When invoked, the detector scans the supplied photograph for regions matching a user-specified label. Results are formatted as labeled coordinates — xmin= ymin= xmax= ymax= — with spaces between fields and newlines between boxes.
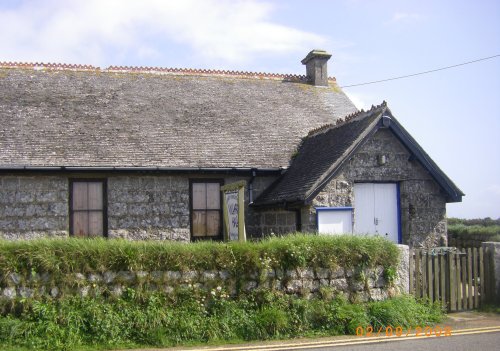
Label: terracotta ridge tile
xmin=0 ymin=61 xmax=337 ymax=82
xmin=0 ymin=61 xmax=99 ymax=71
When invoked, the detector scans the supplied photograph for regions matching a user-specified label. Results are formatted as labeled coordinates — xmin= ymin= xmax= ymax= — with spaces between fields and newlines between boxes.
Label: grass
xmin=0 ymin=292 xmax=444 ymax=351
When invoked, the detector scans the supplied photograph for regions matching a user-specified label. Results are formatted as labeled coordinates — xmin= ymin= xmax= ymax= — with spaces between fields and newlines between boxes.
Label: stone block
xmin=369 ymin=288 xmax=388 ymax=301
xmin=395 ymin=245 xmax=409 ymax=294
xmin=181 ymin=271 xmax=196 ymax=281
xmin=110 ymin=285 xmax=123 ymax=296
xmin=36 ymin=191 xmax=58 ymax=203
xmin=298 ymin=268 xmax=315 ymax=279
xmin=88 ymin=274 xmax=102 ymax=283
xmin=315 ymin=268 xmax=330 ymax=279
xmin=286 ymin=270 xmax=299 ymax=279
xmin=136 ymin=271 xmax=148 ymax=280
xmin=302 ymin=279 xmax=314 ymax=290
xmin=287 ymin=279 xmax=303 ymax=292
xmin=3 ymin=287 xmax=16 ymax=299
xmin=6 ymin=206 xmax=26 ymax=217
xmin=16 ymin=192 xmax=35 ymax=203
xmin=9 ymin=272 xmax=22 ymax=285
xmin=202 ymin=270 xmax=217 ymax=281
xmin=330 ymin=278 xmax=348 ymax=291
xmin=18 ymin=287 xmax=34 ymax=298
xmin=245 ymin=281 xmax=257 ymax=291
xmin=102 ymin=271 xmax=116 ymax=284
xmin=219 ymin=270 xmax=230 ymax=280
xmin=74 ymin=273 xmax=85 ymax=281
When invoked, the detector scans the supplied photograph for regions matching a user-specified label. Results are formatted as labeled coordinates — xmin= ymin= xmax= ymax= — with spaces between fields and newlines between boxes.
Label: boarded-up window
xmin=191 ymin=181 xmax=222 ymax=239
xmin=70 ymin=180 xmax=106 ymax=237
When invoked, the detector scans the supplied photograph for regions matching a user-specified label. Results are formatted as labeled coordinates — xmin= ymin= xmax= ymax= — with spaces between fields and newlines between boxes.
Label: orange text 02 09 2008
xmin=356 ymin=325 xmax=452 ymax=337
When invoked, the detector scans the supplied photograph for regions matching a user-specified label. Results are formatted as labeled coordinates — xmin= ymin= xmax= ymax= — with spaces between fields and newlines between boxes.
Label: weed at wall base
xmin=0 ymin=292 xmax=444 ymax=351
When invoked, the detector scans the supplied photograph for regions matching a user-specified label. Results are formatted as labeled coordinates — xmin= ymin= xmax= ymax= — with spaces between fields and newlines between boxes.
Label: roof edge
xmin=0 ymin=166 xmax=284 ymax=175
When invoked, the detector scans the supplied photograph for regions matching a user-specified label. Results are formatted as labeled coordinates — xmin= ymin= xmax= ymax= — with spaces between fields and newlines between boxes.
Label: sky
xmin=0 ymin=0 xmax=499 ymax=219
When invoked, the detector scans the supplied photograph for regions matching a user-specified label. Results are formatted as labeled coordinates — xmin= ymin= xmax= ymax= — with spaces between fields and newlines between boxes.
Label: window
xmin=316 ymin=207 xmax=353 ymax=235
xmin=70 ymin=180 xmax=107 ymax=237
xmin=190 ymin=180 xmax=222 ymax=240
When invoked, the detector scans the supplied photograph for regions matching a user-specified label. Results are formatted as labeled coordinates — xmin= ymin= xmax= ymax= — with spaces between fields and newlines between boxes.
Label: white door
xmin=353 ymin=183 xmax=399 ymax=243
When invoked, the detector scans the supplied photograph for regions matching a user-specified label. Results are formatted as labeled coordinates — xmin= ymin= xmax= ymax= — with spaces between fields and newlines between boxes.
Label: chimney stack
xmin=301 ymin=49 xmax=332 ymax=86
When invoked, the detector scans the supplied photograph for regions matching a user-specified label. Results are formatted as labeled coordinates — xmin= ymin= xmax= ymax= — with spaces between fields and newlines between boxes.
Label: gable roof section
xmin=254 ymin=102 xmax=464 ymax=206
xmin=0 ymin=63 xmax=357 ymax=170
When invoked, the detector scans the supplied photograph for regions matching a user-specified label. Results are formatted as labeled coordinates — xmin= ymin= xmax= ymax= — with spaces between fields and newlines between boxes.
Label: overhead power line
xmin=341 ymin=54 xmax=500 ymax=88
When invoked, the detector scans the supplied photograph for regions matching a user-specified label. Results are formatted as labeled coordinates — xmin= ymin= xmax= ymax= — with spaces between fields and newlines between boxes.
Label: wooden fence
xmin=409 ymin=247 xmax=494 ymax=311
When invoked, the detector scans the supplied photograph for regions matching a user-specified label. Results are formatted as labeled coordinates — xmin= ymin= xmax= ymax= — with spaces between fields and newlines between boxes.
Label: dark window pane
xmin=73 ymin=211 xmax=88 ymax=237
xmin=192 ymin=183 xmax=206 ymax=210
xmin=87 ymin=183 xmax=103 ymax=210
xmin=206 ymin=211 xmax=220 ymax=236
xmin=88 ymin=211 xmax=103 ymax=236
xmin=72 ymin=183 xmax=88 ymax=210
xmin=192 ymin=211 xmax=207 ymax=237
xmin=206 ymin=183 xmax=220 ymax=210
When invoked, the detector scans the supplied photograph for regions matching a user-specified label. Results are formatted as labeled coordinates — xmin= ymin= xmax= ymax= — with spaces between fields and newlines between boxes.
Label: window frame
xmin=189 ymin=179 xmax=224 ymax=241
xmin=69 ymin=178 xmax=108 ymax=237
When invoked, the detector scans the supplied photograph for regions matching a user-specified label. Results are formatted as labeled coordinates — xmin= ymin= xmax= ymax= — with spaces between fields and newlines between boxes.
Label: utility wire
xmin=341 ymin=54 xmax=500 ymax=88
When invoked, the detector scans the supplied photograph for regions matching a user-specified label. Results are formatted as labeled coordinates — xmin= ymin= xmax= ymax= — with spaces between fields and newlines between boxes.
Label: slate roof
xmin=0 ymin=63 xmax=357 ymax=169
xmin=254 ymin=102 xmax=464 ymax=205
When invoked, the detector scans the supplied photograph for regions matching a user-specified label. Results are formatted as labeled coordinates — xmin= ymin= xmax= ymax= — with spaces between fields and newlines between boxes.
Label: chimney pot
xmin=301 ymin=49 xmax=332 ymax=86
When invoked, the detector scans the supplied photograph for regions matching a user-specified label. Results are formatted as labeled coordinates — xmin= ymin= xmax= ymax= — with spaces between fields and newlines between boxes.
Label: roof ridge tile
xmin=306 ymin=101 xmax=387 ymax=138
xmin=0 ymin=61 xmax=99 ymax=71
xmin=0 ymin=61 xmax=338 ymax=82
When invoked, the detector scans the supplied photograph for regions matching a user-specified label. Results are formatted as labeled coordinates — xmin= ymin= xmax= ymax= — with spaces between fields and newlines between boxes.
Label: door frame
xmin=353 ymin=181 xmax=402 ymax=244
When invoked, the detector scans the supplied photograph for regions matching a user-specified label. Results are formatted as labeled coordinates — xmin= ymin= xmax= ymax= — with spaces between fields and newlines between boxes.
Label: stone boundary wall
xmin=482 ymin=242 xmax=500 ymax=302
xmin=1 ymin=246 xmax=410 ymax=302
xmin=0 ymin=266 xmax=389 ymax=302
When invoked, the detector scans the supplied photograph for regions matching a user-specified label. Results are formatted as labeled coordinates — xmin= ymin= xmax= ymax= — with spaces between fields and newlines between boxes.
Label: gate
xmin=409 ymin=247 xmax=495 ymax=311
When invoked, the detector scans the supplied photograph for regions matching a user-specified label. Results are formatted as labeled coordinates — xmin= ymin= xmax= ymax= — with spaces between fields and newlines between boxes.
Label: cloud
xmin=0 ymin=0 xmax=326 ymax=66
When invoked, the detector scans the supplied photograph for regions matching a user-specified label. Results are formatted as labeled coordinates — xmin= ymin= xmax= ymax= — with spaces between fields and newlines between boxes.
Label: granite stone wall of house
xmin=0 ymin=176 xmax=68 ymax=239
xmin=107 ymin=176 xmax=191 ymax=241
xmin=0 ymin=174 xmax=282 ymax=241
xmin=304 ymin=129 xmax=448 ymax=248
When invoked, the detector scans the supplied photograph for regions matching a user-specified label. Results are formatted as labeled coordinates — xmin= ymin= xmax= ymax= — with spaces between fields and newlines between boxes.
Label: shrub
xmin=0 ymin=293 xmax=444 ymax=351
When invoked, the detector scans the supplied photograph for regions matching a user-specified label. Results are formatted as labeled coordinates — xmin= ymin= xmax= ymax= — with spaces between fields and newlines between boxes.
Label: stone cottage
xmin=0 ymin=50 xmax=463 ymax=247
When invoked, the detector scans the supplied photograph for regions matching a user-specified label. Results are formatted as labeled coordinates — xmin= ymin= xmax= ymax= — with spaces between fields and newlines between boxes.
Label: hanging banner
xmin=221 ymin=181 xmax=246 ymax=242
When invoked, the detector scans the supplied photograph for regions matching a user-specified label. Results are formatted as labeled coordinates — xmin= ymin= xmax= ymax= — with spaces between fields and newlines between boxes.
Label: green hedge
xmin=448 ymin=224 xmax=500 ymax=242
xmin=0 ymin=234 xmax=400 ymax=279
xmin=0 ymin=292 xmax=444 ymax=351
